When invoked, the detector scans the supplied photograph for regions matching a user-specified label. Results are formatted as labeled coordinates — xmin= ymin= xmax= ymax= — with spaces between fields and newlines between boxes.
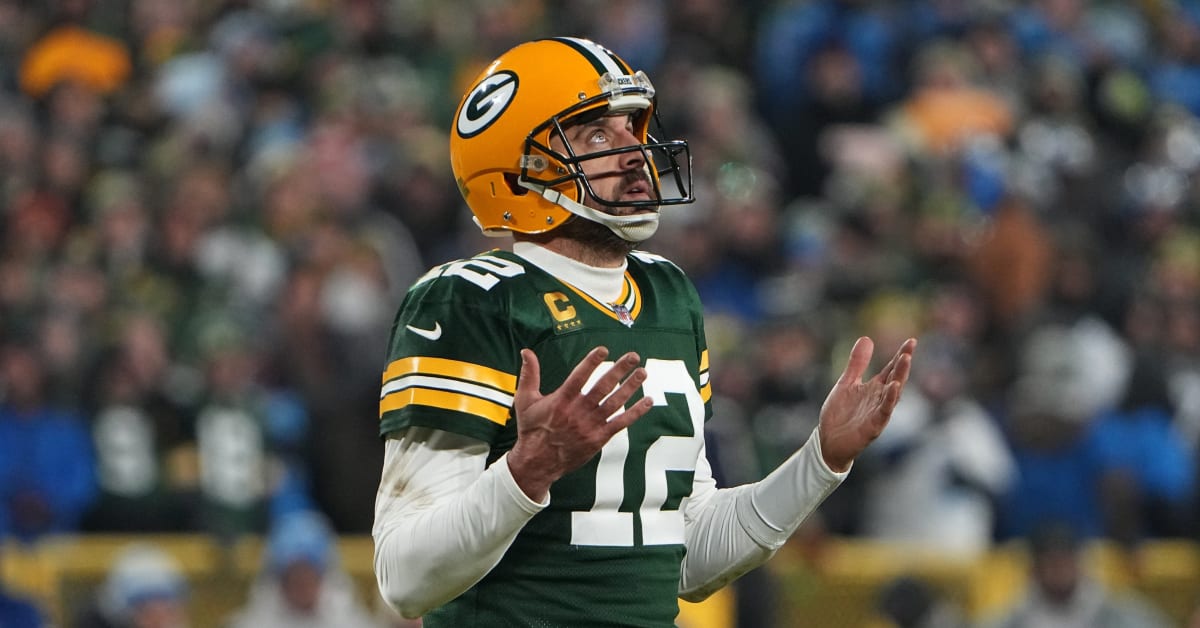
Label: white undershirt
xmin=511 ymin=240 xmax=626 ymax=302
xmin=372 ymin=243 xmax=849 ymax=618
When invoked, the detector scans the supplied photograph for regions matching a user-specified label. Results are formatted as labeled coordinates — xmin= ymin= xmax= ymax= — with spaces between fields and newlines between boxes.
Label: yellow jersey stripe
xmin=617 ymin=275 xmax=631 ymax=303
xmin=700 ymin=350 xmax=709 ymax=372
xmin=561 ymin=280 xmax=623 ymax=322
xmin=700 ymin=383 xmax=712 ymax=403
xmin=626 ymin=274 xmax=643 ymax=318
xmin=379 ymin=387 xmax=511 ymax=424
xmin=560 ymin=272 xmax=644 ymax=323
xmin=382 ymin=356 xmax=516 ymax=392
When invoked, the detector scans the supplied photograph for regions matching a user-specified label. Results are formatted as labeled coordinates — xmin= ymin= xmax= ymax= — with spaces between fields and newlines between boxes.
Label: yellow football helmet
xmin=449 ymin=37 xmax=693 ymax=241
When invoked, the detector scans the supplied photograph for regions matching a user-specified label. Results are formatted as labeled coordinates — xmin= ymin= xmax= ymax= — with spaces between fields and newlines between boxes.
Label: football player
xmin=372 ymin=37 xmax=916 ymax=627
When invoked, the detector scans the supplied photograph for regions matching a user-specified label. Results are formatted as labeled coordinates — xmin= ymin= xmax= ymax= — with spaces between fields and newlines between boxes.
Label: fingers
xmin=567 ymin=348 xmax=647 ymax=432
xmin=837 ymin=336 xmax=875 ymax=387
xmin=559 ymin=346 xmax=610 ymax=396
xmin=547 ymin=347 xmax=648 ymax=415
xmin=604 ymin=396 xmax=654 ymax=436
xmin=889 ymin=346 xmax=914 ymax=390
xmin=515 ymin=348 xmax=542 ymax=402
xmin=875 ymin=379 xmax=905 ymax=424
xmin=583 ymin=351 xmax=642 ymax=405
xmin=878 ymin=337 xmax=918 ymax=383
xmin=873 ymin=351 xmax=914 ymax=428
xmin=597 ymin=363 xmax=648 ymax=417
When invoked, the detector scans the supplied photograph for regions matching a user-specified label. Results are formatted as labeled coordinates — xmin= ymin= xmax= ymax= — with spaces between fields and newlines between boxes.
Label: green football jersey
xmin=379 ymin=249 xmax=713 ymax=627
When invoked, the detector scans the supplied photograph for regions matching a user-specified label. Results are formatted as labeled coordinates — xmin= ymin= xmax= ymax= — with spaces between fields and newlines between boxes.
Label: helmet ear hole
xmin=503 ymin=173 xmax=529 ymax=196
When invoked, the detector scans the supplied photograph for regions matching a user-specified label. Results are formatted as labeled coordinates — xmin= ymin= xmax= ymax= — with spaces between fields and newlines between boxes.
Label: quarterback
xmin=372 ymin=37 xmax=916 ymax=627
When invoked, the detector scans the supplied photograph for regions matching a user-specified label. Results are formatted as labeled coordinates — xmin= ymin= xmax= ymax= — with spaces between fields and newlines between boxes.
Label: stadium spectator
xmin=755 ymin=0 xmax=903 ymax=128
xmin=888 ymin=39 xmax=1015 ymax=156
xmin=0 ymin=341 xmax=97 ymax=542
xmin=1145 ymin=4 xmax=1200 ymax=117
xmin=190 ymin=319 xmax=316 ymax=539
xmin=226 ymin=510 xmax=380 ymax=628
xmin=73 ymin=543 xmax=189 ymax=628
xmin=1009 ymin=0 xmax=1150 ymax=71
xmin=875 ymin=574 xmax=967 ymax=628
xmin=979 ymin=520 xmax=1172 ymax=628
xmin=999 ymin=323 xmax=1125 ymax=540
xmin=79 ymin=312 xmax=198 ymax=533
xmin=860 ymin=334 xmax=1015 ymax=557
xmin=1091 ymin=355 xmax=1196 ymax=543
xmin=19 ymin=21 xmax=130 ymax=99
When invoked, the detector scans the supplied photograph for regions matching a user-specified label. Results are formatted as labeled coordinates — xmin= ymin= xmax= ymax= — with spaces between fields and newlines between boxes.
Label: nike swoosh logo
xmin=405 ymin=322 xmax=442 ymax=341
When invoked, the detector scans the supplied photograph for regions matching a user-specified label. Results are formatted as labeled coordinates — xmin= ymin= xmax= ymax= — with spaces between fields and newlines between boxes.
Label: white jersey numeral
xmin=442 ymin=255 xmax=525 ymax=290
xmin=412 ymin=255 xmax=527 ymax=292
xmin=570 ymin=359 xmax=705 ymax=547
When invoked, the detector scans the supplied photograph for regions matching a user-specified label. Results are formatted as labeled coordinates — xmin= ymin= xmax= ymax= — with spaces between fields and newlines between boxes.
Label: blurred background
xmin=1 ymin=0 xmax=1200 ymax=626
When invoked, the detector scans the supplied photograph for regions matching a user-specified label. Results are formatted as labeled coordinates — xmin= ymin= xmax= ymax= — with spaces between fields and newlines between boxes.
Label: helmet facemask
xmin=515 ymin=71 xmax=693 ymax=241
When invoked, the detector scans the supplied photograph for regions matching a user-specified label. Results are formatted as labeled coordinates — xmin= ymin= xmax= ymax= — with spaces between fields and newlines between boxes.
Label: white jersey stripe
xmin=381 ymin=375 xmax=515 ymax=407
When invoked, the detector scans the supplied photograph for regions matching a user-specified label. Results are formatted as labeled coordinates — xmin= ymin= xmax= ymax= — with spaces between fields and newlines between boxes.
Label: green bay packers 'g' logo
xmin=456 ymin=71 xmax=518 ymax=138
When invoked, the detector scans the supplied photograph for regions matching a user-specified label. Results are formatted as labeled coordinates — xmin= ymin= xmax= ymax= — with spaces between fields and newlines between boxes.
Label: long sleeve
xmin=372 ymin=427 xmax=547 ymax=618
xmin=679 ymin=427 xmax=847 ymax=601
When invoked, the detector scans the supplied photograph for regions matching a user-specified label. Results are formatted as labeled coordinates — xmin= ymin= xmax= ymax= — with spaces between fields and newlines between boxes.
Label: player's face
xmin=554 ymin=113 xmax=655 ymax=214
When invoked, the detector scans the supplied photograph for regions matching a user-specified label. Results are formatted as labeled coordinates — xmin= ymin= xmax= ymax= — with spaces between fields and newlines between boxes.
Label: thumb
xmin=516 ymin=348 xmax=541 ymax=403
xmin=837 ymin=337 xmax=875 ymax=387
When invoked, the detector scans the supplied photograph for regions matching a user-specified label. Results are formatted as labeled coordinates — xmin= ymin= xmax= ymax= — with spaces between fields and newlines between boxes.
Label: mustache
xmin=620 ymin=167 xmax=654 ymax=192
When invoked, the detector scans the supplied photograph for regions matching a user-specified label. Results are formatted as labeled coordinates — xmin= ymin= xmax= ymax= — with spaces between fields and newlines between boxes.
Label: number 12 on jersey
xmin=571 ymin=359 xmax=706 ymax=547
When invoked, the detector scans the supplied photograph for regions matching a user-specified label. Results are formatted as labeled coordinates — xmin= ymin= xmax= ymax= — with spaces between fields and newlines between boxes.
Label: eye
xmin=588 ymin=129 xmax=608 ymax=144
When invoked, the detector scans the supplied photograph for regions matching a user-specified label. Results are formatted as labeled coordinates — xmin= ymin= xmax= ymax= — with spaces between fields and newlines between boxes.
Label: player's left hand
xmin=818 ymin=337 xmax=916 ymax=472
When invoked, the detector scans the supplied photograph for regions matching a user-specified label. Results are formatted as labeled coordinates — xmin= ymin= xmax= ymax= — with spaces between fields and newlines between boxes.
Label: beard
xmin=556 ymin=169 xmax=657 ymax=254
xmin=552 ymin=213 xmax=638 ymax=258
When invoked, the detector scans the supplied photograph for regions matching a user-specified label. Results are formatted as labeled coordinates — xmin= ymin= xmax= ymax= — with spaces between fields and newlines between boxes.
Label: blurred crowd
xmin=1 ymin=0 xmax=1200 ymax=605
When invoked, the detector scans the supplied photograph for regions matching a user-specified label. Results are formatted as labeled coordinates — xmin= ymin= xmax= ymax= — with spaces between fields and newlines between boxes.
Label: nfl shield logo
xmin=613 ymin=304 xmax=634 ymax=327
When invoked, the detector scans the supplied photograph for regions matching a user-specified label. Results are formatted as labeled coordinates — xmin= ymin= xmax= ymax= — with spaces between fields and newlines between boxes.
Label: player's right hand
xmin=506 ymin=346 xmax=652 ymax=502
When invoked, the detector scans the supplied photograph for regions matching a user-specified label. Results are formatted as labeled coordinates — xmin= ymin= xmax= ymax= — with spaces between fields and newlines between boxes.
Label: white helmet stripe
xmin=557 ymin=37 xmax=626 ymax=77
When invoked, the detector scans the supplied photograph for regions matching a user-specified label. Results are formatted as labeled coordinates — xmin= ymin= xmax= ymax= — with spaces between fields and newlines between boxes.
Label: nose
xmin=617 ymin=130 xmax=646 ymax=170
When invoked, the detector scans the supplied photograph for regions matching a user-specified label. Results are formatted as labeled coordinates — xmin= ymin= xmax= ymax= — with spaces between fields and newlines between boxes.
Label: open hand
xmin=818 ymin=337 xmax=917 ymax=472
xmin=507 ymin=347 xmax=654 ymax=501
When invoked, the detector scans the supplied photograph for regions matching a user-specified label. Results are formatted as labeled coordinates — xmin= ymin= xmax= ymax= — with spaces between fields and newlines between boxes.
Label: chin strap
xmin=518 ymin=180 xmax=660 ymax=242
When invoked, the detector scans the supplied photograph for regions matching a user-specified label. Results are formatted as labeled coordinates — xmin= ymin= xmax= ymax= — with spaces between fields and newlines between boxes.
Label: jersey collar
xmin=512 ymin=241 xmax=642 ymax=326
xmin=512 ymin=241 xmax=626 ymax=302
